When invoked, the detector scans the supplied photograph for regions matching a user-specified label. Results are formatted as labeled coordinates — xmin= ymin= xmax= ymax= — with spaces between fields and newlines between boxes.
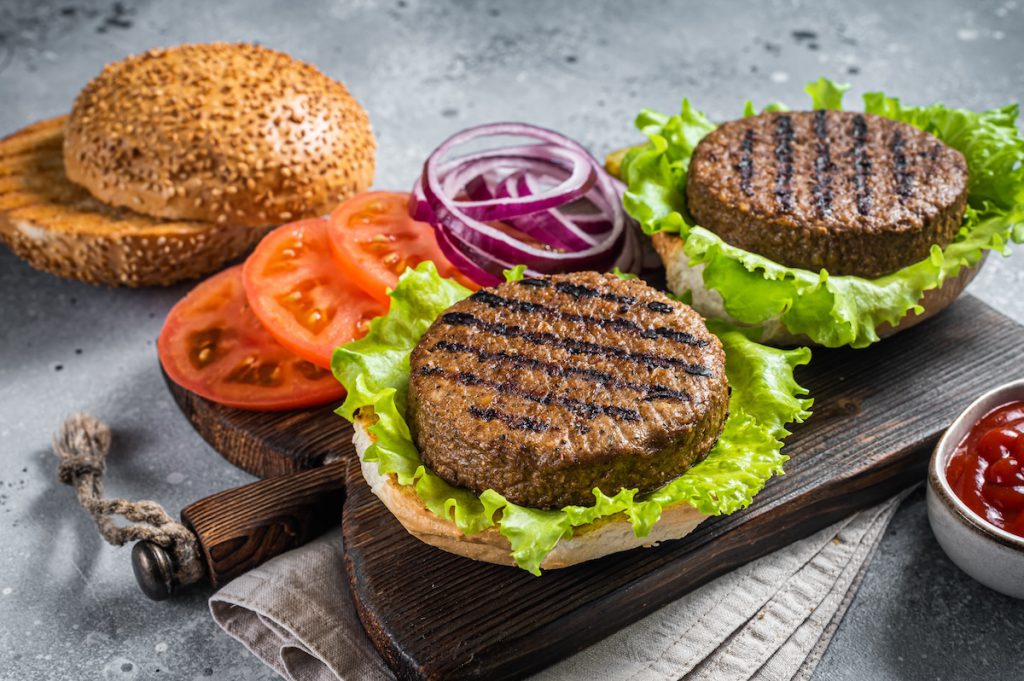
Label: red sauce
xmin=945 ymin=400 xmax=1024 ymax=537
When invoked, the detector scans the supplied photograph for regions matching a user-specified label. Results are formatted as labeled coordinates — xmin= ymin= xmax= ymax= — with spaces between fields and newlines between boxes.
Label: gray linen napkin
xmin=210 ymin=495 xmax=905 ymax=681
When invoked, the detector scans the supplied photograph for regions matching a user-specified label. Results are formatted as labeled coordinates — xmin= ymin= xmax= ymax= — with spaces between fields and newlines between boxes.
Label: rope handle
xmin=53 ymin=414 xmax=205 ymax=588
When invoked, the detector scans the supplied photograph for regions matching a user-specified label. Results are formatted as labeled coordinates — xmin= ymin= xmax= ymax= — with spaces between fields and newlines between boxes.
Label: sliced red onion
xmin=498 ymin=173 xmax=601 ymax=251
xmin=446 ymin=152 xmax=594 ymax=222
xmin=432 ymin=225 xmax=506 ymax=287
xmin=410 ymin=176 xmax=434 ymax=223
xmin=565 ymin=213 xmax=614 ymax=235
xmin=412 ymin=122 xmax=643 ymax=284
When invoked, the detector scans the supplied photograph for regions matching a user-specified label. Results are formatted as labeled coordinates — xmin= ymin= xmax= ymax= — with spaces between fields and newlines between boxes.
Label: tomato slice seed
xmin=242 ymin=217 xmax=385 ymax=368
xmin=327 ymin=191 xmax=478 ymax=305
xmin=158 ymin=266 xmax=347 ymax=411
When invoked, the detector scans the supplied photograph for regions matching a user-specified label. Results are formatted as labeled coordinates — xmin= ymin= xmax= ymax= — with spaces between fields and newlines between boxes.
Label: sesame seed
xmin=64 ymin=42 xmax=374 ymax=226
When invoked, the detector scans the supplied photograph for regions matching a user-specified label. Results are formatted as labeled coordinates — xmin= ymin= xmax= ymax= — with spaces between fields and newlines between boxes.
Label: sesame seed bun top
xmin=63 ymin=43 xmax=376 ymax=227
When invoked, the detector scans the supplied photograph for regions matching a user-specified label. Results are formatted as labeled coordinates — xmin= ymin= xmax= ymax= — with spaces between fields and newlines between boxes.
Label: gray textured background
xmin=1 ymin=1 xmax=1023 ymax=679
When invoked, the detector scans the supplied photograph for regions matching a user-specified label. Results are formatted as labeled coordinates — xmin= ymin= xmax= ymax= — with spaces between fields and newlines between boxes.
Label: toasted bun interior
xmin=64 ymin=43 xmax=375 ymax=227
xmin=0 ymin=116 xmax=265 ymax=287
xmin=352 ymin=413 xmax=708 ymax=569
xmin=652 ymin=232 xmax=985 ymax=346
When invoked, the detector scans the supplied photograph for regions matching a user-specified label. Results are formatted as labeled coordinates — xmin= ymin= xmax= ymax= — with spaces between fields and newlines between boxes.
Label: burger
xmin=614 ymin=78 xmax=1024 ymax=347
xmin=0 ymin=43 xmax=375 ymax=286
xmin=333 ymin=263 xmax=811 ymax=574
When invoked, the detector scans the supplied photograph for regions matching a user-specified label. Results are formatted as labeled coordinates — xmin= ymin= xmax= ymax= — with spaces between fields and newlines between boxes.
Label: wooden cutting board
xmin=168 ymin=295 xmax=1023 ymax=680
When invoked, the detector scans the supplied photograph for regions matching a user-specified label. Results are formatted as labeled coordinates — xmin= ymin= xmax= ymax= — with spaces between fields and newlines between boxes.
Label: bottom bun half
xmin=652 ymin=232 xmax=985 ymax=347
xmin=352 ymin=414 xmax=708 ymax=569
xmin=0 ymin=116 xmax=267 ymax=287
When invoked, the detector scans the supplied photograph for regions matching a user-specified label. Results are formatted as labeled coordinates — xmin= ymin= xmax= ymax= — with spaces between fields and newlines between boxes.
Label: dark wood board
xmin=169 ymin=295 xmax=1024 ymax=681
xmin=166 ymin=371 xmax=352 ymax=478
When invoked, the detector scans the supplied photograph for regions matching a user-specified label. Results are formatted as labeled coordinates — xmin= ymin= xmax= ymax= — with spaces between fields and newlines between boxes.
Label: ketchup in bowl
xmin=945 ymin=400 xmax=1024 ymax=538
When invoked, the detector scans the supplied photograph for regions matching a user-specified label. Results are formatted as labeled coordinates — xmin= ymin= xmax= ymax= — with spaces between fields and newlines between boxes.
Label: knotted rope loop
xmin=53 ymin=414 xmax=205 ymax=588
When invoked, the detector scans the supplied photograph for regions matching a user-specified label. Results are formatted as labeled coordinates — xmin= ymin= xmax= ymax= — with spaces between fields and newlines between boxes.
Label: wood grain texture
xmin=165 ymin=369 xmax=352 ymax=478
xmin=181 ymin=460 xmax=347 ymax=587
xmin=166 ymin=377 xmax=355 ymax=585
xmin=170 ymin=295 xmax=1023 ymax=680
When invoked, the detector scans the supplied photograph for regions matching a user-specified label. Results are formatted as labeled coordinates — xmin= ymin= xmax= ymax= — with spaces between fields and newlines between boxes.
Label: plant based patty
xmin=407 ymin=272 xmax=729 ymax=509
xmin=686 ymin=110 xmax=969 ymax=278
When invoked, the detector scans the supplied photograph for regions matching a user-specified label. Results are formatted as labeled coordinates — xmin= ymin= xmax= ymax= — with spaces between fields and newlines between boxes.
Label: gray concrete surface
xmin=1 ymin=0 xmax=1022 ymax=679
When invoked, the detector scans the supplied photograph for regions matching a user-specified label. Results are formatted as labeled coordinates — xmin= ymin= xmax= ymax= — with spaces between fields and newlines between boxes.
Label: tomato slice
xmin=242 ymin=217 xmax=385 ymax=368
xmin=327 ymin=191 xmax=478 ymax=304
xmin=158 ymin=266 xmax=346 ymax=411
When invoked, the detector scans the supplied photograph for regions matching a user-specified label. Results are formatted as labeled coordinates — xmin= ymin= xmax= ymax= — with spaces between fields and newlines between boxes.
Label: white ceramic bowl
xmin=927 ymin=379 xmax=1024 ymax=599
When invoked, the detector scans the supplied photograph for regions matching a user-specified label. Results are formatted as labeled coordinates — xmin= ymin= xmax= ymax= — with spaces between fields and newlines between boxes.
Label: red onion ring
xmin=496 ymin=172 xmax=600 ymax=251
xmin=411 ymin=122 xmax=643 ymax=284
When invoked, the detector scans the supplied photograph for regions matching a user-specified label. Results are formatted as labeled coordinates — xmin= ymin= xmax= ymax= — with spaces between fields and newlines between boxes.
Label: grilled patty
xmin=407 ymin=272 xmax=730 ymax=509
xmin=686 ymin=110 xmax=969 ymax=278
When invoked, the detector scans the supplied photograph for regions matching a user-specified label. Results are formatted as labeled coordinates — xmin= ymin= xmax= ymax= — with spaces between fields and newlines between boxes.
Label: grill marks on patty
xmin=439 ymin=312 xmax=713 ymax=376
xmin=737 ymin=128 xmax=756 ymax=197
xmin=417 ymin=365 xmax=642 ymax=424
xmin=468 ymin=289 xmax=708 ymax=347
xmin=407 ymin=272 xmax=731 ymax=508
xmin=850 ymin=114 xmax=873 ymax=216
xmin=467 ymin=405 xmax=550 ymax=433
xmin=890 ymin=130 xmax=914 ymax=204
xmin=429 ymin=341 xmax=692 ymax=402
xmin=812 ymin=110 xmax=835 ymax=218
xmin=773 ymin=114 xmax=795 ymax=212
xmin=687 ymin=110 xmax=969 ymax=277
xmin=550 ymin=279 xmax=638 ymax=306
xmin=425 ymin=276 xmax=716 ymax=433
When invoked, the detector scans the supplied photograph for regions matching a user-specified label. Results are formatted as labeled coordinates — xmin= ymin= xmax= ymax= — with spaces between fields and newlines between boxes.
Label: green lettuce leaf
xmin=503 ymin=264 xmax=528 ymax=282
xmin=332 ymin=262 xmax=811 ymax=574
xmin=805 ymin=77 xmax=851 ymax=110
xmin=622 ymin=79 xmax=1024 ymax=348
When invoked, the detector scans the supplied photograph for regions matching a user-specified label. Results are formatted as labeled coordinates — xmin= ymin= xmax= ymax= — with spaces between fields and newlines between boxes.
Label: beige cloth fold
xmin=210 ymin=495 xmax=905 ymax=681
xmin=210 ymin=534 xmax=390 ymax=681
